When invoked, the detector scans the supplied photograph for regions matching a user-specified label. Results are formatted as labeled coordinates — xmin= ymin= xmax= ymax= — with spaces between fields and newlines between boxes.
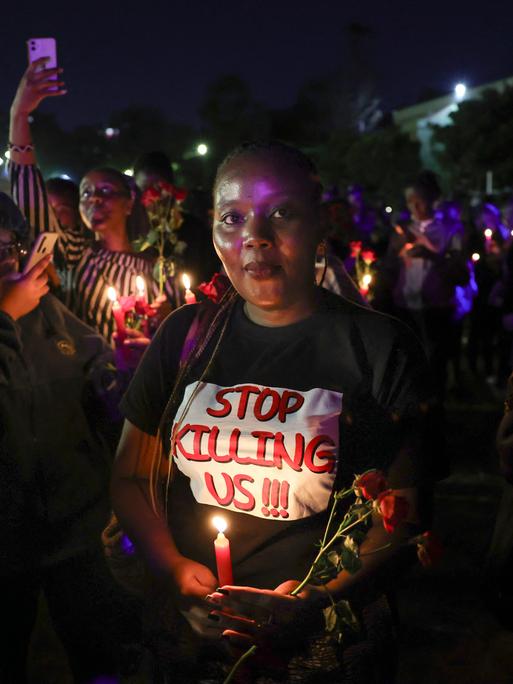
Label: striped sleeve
xmin=9 ymin=161 xmax=85 ymax=265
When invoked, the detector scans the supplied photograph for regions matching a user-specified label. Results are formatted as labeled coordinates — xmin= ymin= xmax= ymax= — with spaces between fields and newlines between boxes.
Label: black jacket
xmin=0 ymin=294 xmax=124 ymax=573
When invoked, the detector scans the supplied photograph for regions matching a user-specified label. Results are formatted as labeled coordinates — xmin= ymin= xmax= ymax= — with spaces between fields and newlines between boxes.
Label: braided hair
xmin=150 ymin=140 xmax=322 ymax=514
xmin=150 ymin=286 xmax=238 ymax=514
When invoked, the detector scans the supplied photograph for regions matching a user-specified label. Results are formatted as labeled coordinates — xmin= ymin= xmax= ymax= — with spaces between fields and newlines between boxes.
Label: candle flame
xmin=107 ymin=286 xmax=118 ymax=302
xmin=362 ymin=273 xmax=372 ymax=287
xmin=136 ymin=275 xmax=145 ymax=295
xmin=182 ymin=273 xmax=191 ymax=290
xmin=212 ymin=516 xmax=227 ymax=533
xmin=472 ymin=252 xmax=481 ymax=262
xmin=484 ymin=228 xmax=493 ymax=238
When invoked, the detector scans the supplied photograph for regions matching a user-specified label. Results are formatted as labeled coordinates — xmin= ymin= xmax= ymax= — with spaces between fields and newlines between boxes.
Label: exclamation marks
xmin=279 ymin=481 xmax=290 ymax=518
xmin=262 ymin=478 xmax=271 ymax=515
xmin=261 ymin=478 xmax=290 ymax=518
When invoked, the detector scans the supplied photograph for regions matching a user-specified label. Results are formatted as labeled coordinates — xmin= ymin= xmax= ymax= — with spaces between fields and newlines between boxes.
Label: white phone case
xmin=23 ymin=233 xmax=58 ymax=274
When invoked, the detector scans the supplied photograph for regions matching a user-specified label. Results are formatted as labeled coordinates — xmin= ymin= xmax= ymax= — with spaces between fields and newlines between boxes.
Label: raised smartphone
xmin=23 ymin=233 xmax=58 ymax=274
xmin=27 ymin=37 xmax=58 ymax=90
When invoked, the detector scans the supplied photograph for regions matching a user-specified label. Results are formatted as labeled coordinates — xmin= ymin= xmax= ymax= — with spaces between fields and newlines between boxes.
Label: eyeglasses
xmin=80 ymin=187 xmax=130 ymax=201
xmin=0 ymin=241 xmax=22 ymax=259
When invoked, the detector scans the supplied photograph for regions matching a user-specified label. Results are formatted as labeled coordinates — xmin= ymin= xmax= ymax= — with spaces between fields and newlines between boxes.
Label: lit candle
xmin=359 ymin=272 xmax=373 ymax=297
xmin=182 ymin=273 xmax=197 ymax=305
xmin=107 ymin=286 xmax=127 ymax=343
xmin=134 ymin=274 xmax=148 ymax=330
xmin=135 ymin=275 xmax=147 ymax=304
xmin=484 ymin=228 xmax=493 ymax=241
xmin=212 ymin=516 xmax=233 ymax=587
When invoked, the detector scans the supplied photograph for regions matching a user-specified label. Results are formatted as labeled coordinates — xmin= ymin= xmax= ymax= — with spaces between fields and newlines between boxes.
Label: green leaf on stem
xmin=339 ymin=542 xmax=362 ymax=574
xmin=311 ymin=551 xmax=339 ymax=583
xmin=145 ymin=230 xmax=159 ymax=246
xmin=323 ymin=600 xmax=361 ymax=644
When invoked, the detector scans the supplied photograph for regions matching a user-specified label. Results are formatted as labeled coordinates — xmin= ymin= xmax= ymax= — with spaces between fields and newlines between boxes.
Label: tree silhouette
xmin=432 ymin=87 xmax=513 ymax=193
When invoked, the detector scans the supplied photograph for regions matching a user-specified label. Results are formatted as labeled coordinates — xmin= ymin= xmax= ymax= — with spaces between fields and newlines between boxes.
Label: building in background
xmin=393 ymin=76 xmax=513 ymax=189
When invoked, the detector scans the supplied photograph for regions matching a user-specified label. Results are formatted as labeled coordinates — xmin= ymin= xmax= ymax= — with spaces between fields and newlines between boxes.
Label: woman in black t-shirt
xmin=112 ymin=141 xmax=432 ymax=682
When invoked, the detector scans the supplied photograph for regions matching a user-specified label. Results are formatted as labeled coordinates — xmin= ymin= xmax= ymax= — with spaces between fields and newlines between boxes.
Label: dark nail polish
xmin=208 ymin=611 xmax=220 ymax=621
xmin=216 ymin=588 xmax=230 ymax=595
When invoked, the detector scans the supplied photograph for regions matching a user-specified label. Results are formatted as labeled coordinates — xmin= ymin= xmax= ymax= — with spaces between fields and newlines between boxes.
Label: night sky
xmin=3 ymin=0 xmax=513 ymax=130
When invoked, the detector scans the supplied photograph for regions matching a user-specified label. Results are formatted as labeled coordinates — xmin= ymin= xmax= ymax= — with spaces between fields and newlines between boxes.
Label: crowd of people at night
xmin=2 ymin=56 xmax=513 ymax=684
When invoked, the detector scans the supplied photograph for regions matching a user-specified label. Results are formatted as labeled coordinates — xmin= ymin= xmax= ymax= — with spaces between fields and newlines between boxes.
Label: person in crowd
xmin=467 ymin=210 xmax=508 ymax=383
xmin=0 ymin=193 xmax=141 ymax=683
xmin=111 ymin=141 xmax=435 ymax=682
xmin=503 ymin=196 xmax=513 ymax=238
xmin=475 ymin=202 xmax=510 ymax=243
xmin=45 ymin=176 xmax=83 ymax=234
xmin=347 ymin=183 xmax=377 ymax=244
xmin=386 ymin=170 xmax=468 ymax=401
xmin=9 ymin=59 xmax=170 ymax=344
xmin=134 ymin=149 xmax=220 ymax=284
xmin=134 ymin=150 xmax=176 ymax=193
xmin=436 ymin=200 xmax=474 ymax=392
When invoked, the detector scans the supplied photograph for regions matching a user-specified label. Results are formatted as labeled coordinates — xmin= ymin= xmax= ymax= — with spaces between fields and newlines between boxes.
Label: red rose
xmin=349 ymin=241 xmax=362 ymax=258
xmin=416 ymin=531 xmax=444 ymax=568
xmin=173 ymin=187 xmax=188 ymax=203
xmin=354 ymin=470 xmax=387 ymax=500
xmin=141 ymin=186 xmax=161 ymax=207
xmin=198 ymin=272 xmax=231 ymax=303
xmin=361 ymin=249 xmax=376 ymax=265
xmin=158 ymin=181 xmax=176 ymax=196
xmin=375 ymin=490 xmax=409 ymax=533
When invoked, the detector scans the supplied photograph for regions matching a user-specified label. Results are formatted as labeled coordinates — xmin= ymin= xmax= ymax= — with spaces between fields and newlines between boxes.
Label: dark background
xmin=3 ymin=0 xmax=513 ymax=129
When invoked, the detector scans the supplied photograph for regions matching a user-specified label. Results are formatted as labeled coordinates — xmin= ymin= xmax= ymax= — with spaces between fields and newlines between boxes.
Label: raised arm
xmin=9 ymin=59 xmax=67 ymax=243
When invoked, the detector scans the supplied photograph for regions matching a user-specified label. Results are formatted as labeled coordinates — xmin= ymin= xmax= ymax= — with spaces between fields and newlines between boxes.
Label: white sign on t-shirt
xmin=171 ymin=381 xmax=343 ymax=521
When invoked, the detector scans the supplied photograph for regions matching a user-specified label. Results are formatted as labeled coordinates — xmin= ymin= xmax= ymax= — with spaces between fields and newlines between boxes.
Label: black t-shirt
xmin=121 ymin=289 xmax=430 ymax=588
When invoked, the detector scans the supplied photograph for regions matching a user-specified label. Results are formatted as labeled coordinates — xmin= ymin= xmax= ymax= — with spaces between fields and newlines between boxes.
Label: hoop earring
xmin=318 ymin=241 xmax=328 ymax=287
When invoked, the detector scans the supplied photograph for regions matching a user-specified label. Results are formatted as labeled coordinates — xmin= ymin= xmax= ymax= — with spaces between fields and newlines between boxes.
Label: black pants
xmin=0 ymin=550 xmax=141 ymax=684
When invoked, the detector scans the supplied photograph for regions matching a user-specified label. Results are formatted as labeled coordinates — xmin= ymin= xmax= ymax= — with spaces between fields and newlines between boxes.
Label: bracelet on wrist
xmin=7 ymin=142 xmax=35 ymax=153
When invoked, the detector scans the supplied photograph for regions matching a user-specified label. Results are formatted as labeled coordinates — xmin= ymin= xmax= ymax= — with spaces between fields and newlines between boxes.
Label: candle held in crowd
xmin=135 ymin=275 xmax=147 ymax=308
xmin=182 ymin=273 xmax=197 ymax=304
xmin=107 ymin=286 xmax=127 ymax=343
xmin=212 ymin=516 xmax=233 ymax=586
xmin=134 ymin=275 xmax=150 ymax=335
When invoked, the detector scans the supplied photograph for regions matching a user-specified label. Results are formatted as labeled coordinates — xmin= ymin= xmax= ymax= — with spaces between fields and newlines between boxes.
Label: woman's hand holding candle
xmin=113 ymin=328 xmax=151 ymax=371
xmin=168 ymin=555 xmax=218 ymax=610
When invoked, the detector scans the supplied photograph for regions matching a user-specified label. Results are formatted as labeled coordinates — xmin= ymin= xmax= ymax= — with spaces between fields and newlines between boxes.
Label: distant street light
xmin=0 ymin=157 xmax=3 ymax=166
xmin=5 ymin=150 xmax=11 ymax=160
xmin=197 ymin=143 xmax=208 ymax=156
xmin=471 ymin=253 xmax=480 ymax=262
xmin=385 ymin=206 xmax=393 ymax=214
xmin=454 ymin=83 xmax=467 ymax=101
xmin=59 ymin=173 xmax=72 ymax=180
xmin=124 ymin=168 xmax=134 ymax=176
xmin=104 ymin=127 xmax=119 ymax=139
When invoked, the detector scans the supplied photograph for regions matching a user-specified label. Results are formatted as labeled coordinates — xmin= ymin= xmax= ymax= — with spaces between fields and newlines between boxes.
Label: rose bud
xmin=354 ymin=470 xmax=387 ymax=500
xmin=375 ymin=490 xmax=409 ymax=533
